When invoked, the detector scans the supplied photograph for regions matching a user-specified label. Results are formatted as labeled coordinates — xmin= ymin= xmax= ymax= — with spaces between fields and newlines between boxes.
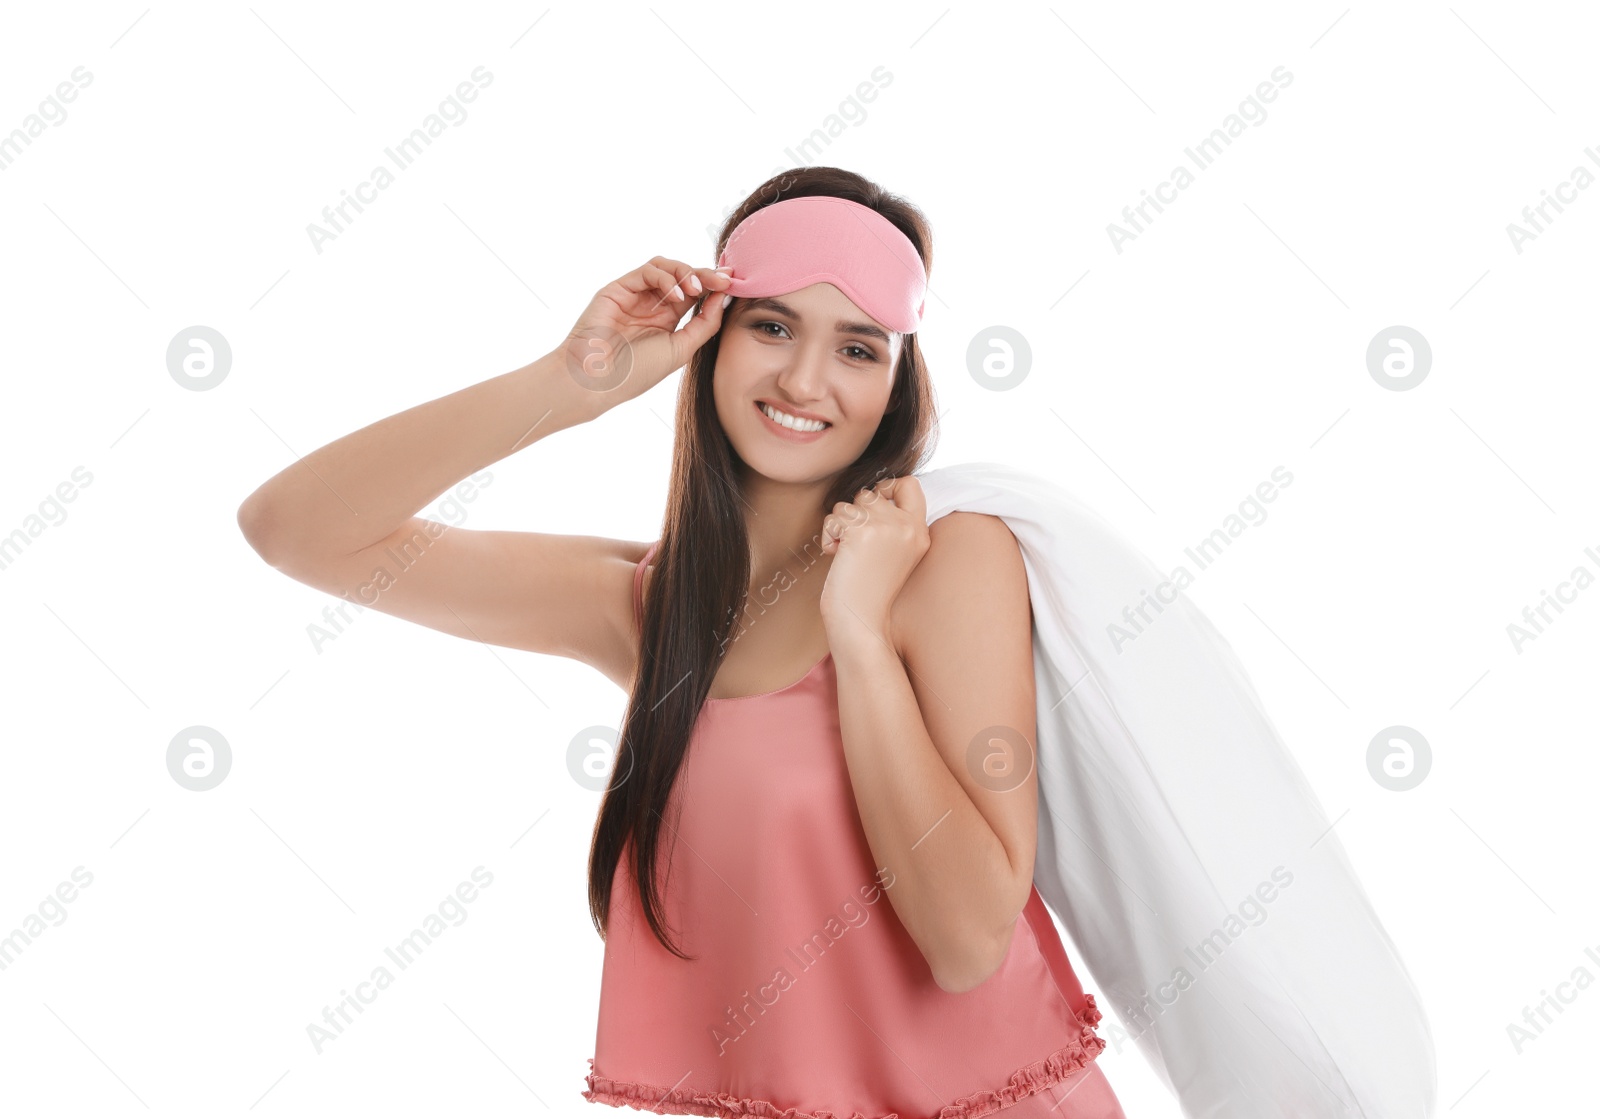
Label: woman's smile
xmin=755 ymin=400 xmax=832 ymax=441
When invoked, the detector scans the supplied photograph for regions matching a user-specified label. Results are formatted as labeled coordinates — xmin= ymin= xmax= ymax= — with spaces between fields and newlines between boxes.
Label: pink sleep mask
xmin=715 ymin=195 xmax=927 ymax=334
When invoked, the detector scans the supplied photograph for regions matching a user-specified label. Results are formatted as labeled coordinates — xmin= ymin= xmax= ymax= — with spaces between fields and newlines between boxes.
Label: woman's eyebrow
xmin=740 ymin=296 xmax=893 ymax=343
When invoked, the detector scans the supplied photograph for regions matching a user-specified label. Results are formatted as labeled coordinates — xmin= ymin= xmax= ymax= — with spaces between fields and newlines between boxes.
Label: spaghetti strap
xmin=631 ymin=541 xmax=659 ymax=628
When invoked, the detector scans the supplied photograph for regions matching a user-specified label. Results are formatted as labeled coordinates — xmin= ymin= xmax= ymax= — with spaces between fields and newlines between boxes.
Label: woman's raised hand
xmin=559 ymin=256 xmax=734 ymax=404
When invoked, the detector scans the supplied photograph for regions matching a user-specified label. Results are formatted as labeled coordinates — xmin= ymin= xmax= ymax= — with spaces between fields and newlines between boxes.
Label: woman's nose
xmin=774 ymin=345 xmax=830 ymax=400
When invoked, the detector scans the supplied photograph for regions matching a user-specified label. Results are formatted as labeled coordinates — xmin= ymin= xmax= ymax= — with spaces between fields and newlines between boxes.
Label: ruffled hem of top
xmin=935 ymin=995 xmax=1106 ymax=1119
xmin=582 ymin=995 xmax=1107 ymax=1119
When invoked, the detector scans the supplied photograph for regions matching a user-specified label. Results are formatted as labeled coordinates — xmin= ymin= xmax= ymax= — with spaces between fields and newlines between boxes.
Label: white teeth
xmin=759 ymin=402 xmax=829 ymax=432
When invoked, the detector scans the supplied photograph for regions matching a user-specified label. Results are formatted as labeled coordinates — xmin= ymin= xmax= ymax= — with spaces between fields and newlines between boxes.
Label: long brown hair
xmin=585 ymin=167 xmax=940 ymax=958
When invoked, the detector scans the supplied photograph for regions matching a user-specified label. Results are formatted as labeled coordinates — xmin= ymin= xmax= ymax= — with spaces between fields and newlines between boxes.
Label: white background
xmin=1 ymin=1 xmax=1595 ymax=1115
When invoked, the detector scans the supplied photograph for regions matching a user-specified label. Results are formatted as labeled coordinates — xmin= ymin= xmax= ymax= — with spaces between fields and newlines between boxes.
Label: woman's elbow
xmin=931 ymin=935 xmax=1008 ymax=995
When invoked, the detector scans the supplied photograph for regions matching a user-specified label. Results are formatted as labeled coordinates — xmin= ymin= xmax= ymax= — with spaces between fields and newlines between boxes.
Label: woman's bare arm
xmin=235 ymin=350 xmax=646 ymax=683
xmin=236 ymin=258 xmax=732 ymax=685
xmin=238 ymin=350 xmax=596 ymax=560
xmin=832 ymin=511 xmax=1040 ymax=994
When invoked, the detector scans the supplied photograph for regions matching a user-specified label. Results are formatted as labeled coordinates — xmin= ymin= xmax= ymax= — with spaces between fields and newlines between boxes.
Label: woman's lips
xmin=754 ymin=401 xmax=830 ymax=442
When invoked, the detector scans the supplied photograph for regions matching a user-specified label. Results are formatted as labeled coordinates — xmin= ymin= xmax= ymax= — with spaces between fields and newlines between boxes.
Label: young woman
xmin=237 ymin=168 xmax=1128 ymax=1117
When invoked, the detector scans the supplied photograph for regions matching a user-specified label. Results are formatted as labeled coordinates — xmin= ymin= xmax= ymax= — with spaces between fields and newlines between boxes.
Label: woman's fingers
xmin=664 ymin=262 xmax=736 ymax=306
xmin=610 ymin=261 xmax=685 ymax=304
xmin=642 ymin=264 xmax=689 ymax=305
xmin=609 ymin=260 xmax=733 ymax=317
xmin=667 ymin=288 xmax=726 ymax=368
xmin=650 ymin=258 xmax=722 ymax=303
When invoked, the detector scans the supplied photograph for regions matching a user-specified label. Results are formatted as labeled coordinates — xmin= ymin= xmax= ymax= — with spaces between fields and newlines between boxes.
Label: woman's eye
xmin=752 ymin=322 xmax=876 ymax=363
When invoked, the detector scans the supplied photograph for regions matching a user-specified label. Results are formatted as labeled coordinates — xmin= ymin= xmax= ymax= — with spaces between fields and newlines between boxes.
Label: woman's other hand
xmin=819 ymin=475 xmax=931 ymax=647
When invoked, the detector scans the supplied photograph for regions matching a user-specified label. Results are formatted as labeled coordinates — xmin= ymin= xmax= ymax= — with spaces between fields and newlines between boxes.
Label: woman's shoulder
xmin=890 ymin=511 xmax=1025 ymax=658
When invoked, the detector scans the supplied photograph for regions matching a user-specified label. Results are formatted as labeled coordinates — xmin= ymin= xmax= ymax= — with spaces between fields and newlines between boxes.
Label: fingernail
xmin=686 ymin=274 xmax=702 ymax=293
xmin=722 ymin=294 xmax=733 ymax=308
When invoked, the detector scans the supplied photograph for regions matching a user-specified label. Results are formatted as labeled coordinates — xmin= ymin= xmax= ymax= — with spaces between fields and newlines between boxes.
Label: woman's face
xmin=712 ymin=282 xmax=903 ymax=484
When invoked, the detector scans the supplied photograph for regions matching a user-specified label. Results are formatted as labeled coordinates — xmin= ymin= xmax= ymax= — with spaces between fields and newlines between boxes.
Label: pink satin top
xmin=583 ymin=542 xmax=1109 ymax=1118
